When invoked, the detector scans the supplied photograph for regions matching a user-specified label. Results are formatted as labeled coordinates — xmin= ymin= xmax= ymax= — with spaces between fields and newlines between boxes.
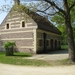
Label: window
xmin=6 ymin=23 xmax=9 ymax=29
xmin=50 ymin=39 xmax=53 ymax=50
xmin=22 ymin=21 xmax=25 ymax=27
xmin=39 ymin=40 xmax=43 ymax=46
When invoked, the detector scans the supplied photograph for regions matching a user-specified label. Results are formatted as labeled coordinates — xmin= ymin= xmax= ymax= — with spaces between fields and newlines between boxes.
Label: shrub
xmin=4 ymin=41 xmax=15 ymax=49
xmin=4 ymin=41 xmax=15 ymax=56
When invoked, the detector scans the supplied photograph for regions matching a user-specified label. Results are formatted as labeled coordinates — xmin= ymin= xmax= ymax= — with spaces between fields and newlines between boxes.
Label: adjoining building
xmin=0 ymin=0 xmax=61 ymax=54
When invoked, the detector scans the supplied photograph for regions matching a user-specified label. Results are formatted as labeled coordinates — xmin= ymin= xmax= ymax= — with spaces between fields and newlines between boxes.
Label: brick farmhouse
xmin=0 ymin=0 xmax=61 ymax=54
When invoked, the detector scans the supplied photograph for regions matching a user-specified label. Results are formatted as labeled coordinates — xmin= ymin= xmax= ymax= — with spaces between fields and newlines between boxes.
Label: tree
xmin=2 ymin=0 xmax=75 ymax=62
xmin=45 ymin=0 xmax=75 ymax=62
xmin=29 ymin=0 xmax=75 ymax=62
xmin=57 ymin=25 xmax=67 ymax=45
xmin=51 ymin=14 xmax=67 ymax=45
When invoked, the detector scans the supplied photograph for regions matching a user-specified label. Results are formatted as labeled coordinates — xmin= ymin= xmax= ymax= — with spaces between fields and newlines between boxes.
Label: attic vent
xmin=14 ymin=0 xmax=20 ymax=5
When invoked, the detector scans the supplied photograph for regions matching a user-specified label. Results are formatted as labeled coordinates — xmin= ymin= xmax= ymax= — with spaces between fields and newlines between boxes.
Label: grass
xmin=0 ymin=52 xmax=51 ymax=66
xmin=0 ymin=52 xmax=74 ymax=66
xmin=61 ymin=45 xmax=68 ymax=50
xmin=14 ymin=52 xmax=32 ymax=57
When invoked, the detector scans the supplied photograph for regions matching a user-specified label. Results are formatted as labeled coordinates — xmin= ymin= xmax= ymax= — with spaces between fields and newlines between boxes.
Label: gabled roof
xmin=1 ymin=5 xmax=61 ymax=35
xmin=22 ymin=6 xmax=61 ymax=35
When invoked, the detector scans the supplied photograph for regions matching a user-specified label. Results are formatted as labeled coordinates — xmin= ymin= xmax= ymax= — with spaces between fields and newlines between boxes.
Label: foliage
xmin=51 ymin=13 xmax=65 ymax=25
xmin=4 ymin=41 xmax=15 ymax=49
xmin=61 ymin=45 xmax=68 ymax=50
xmin=4 ymin=41 xmax=15 ymax=56
xmin=73 ymin=26 xmax=75 ymax=41
xmin=35 ymin=0 xmax=75 ymax=62
xmin=52 ymin=15 xmax=75 ymax=44
xmin=57 ymin=25 xmax=67 ymax=45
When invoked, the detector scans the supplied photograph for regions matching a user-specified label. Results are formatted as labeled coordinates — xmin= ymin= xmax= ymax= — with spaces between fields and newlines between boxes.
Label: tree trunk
xmin=65 ymin=14 xmax=75 ymax=62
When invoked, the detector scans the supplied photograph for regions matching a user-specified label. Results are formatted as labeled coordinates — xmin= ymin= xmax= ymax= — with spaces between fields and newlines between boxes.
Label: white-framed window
xmin=6 ymin=23 xmax=9 ymax=29
xmin=22 ymin=21 xmax=25 ymax=27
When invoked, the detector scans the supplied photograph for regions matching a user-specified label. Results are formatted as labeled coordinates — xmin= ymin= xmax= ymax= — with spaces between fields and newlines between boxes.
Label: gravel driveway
xmin=27 ymin=50 xmax=69 ymax=60
xmin=0 ymin=63 xmax=75 ymax=75
xmin=0 ymin=50 xmax=74 ymax=75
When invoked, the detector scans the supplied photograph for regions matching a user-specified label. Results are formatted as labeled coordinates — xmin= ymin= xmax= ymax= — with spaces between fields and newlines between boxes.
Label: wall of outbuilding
xmin=36 ymin=29 xmax=61 ymax=53
xmin=0 ymin=11 xmax=38 ymax=54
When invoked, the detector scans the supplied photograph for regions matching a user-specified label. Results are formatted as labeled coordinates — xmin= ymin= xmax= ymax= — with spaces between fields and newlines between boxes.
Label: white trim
xmin=33 ymin=29 xmax=37 ymax=53
xmin=5 ymin=22 xmax=11 ymax=29
xmin=20 ymin=20 xmax=27 ymax=28
xmin=1 ymin=46 xmax=34 ymax=48
xmin=1 ymin=38 xmax=33 ymax=40
xmin=1 ymin=26 xmax=32 ymax=31
xmin=7 ymin=17 xmax=20 ymax=22
xmin=11 ymin=24 xmax=20 ymax=26
xmin=19 ymin=46 xmax=34 ymax=48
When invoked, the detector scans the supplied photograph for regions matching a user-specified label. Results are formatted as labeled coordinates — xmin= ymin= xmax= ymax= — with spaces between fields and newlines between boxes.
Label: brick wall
xmin=0 ymin=10 xmax=38 ymax=53
xmin=36 ymin=29 xmax=61 ymax=53
xmin=1 ymin=32 xmax=33 ymax=39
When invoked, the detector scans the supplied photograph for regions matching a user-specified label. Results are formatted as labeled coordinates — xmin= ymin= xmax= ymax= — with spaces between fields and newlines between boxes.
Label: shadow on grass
xmin=13 ymin=52 xmax=32 ymax=57
xmin=37 ymin=49 xmax=68 ymax=55
xmin=13 ymin=54 xmax=32 ymax=57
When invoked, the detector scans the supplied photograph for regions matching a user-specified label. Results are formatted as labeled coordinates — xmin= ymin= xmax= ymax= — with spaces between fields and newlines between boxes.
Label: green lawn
xmin=61 ymin=45 xmax=68 ymax=50
xmin=0 ymin=52 xmax=51 ymax=66
xmin=0 ymin=52 xmax=74 ymax=66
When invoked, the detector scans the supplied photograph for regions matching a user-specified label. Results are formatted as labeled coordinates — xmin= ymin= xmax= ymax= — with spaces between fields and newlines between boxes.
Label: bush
xmin=4 ymin=41 xmax=15 ymax=56
xmin=4 ymin=41 xmax=15 ymax=49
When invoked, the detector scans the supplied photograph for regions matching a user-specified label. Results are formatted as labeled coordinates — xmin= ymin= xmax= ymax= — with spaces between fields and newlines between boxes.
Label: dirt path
xmin=0 ymin=63 xmax=75 ymax=75
xmin=27 ymin=50 xmax=69 ymax=60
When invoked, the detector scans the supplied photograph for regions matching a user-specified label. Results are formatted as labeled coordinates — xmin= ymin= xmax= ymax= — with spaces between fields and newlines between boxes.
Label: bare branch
xmin=44 ymin=6 xmax=51 ymax=11
xmin=36 ymin=9 xmax=58 ymax=16
xmin=44 ymin=0 xmax=66 ymax=15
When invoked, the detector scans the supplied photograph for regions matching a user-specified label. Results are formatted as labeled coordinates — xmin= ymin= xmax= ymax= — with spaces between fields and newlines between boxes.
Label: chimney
xmin=14 ymin=0 xmax=20 ymax=5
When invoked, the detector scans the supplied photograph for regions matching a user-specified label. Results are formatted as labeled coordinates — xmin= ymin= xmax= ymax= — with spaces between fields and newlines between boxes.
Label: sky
xmin=0 ymin=0 xmax=38 ymax=24
xmin=0 ymin=0 xmax=13 ymax=24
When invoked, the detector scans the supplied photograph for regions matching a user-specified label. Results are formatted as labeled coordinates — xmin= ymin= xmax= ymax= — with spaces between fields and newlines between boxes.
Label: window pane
xmin=39 ymin=40 xmax=42 ymax=46
xmin=22 ymin=21 xmax=25 ymax=27
xmin=7 ymin=23 xmax=9 ymax=29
